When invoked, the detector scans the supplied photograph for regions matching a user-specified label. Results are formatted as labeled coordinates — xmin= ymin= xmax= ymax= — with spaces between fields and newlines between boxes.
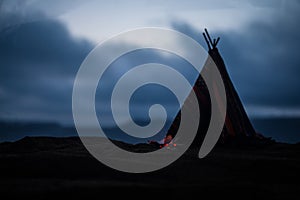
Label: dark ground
xmin=0 ymin=136 xmax=299 ymax=199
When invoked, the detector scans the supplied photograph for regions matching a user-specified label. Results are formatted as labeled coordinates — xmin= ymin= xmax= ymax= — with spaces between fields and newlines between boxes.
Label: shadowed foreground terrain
xmin=0 ymin=136 xmax=299 ymax=199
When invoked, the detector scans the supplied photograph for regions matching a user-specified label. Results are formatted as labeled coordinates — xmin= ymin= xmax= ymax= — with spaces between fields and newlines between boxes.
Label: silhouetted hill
xmin=0 ymin=121 xmax=77 ymax=142
xmin=1 ymin=118 xmax=299 ymax=144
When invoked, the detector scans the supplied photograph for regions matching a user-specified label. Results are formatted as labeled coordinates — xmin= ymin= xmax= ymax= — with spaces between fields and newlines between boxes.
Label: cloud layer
xmin=1 ymin=0 xmax=300 ymax=127
xmin=172 ymin=1 xmax=300 ymax=117
xmin=0 ymin=11 xmax=93 ymax=123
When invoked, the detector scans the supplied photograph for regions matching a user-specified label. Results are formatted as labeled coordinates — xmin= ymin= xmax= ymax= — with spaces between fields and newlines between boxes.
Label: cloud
xmin=0 ymin=12 xmax=197 ymax=126
xmin=171 ymin=0 xmax=300 ymax=116
xmin=0 ymin=9 xmax=93 ymax=123
xmin=1 ymin=0 xmax=300 ymax=127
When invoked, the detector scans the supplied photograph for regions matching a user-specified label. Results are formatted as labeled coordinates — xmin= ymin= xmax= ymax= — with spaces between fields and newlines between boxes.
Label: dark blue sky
xmin=0 ymin=0 xmax=300 ymax=142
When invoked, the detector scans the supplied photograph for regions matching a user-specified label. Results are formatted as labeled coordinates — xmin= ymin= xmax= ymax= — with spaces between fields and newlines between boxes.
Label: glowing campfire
xmin=159 ymin=134 xmax=177 ymax=149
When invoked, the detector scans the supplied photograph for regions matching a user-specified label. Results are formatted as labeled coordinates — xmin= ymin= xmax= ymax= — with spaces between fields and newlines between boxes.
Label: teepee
xmin=167 ymin=29 xmax=257 ymax=144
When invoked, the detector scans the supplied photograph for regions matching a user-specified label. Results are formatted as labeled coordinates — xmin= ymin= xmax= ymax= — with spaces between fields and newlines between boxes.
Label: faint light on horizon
xmin=246 ymin=105 xmax=300 ymax=118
